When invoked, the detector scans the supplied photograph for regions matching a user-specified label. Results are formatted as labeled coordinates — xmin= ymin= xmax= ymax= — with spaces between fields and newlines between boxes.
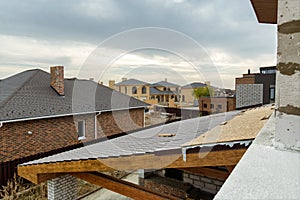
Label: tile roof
xmin=21 ymin=111 xmax=240 ymax=165
xmin=181 ymin=82 xmax=207 ymax=89
xmin=151 ymin=81 xmax=179 ymax=88
xmin=115 ymin=79 xmax=149 ymax=86
xmin=0 ymin=69 xmax=148 ymax=121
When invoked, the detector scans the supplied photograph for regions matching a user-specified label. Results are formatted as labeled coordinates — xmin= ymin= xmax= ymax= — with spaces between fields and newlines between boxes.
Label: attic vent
xmin=158 ymin=133 xmax=176 ymax=137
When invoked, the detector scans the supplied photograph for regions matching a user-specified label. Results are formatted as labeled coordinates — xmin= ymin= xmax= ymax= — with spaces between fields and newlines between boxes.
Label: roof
xmin=181 ymin=82 xmax=207 ymax=89
xmin=115 ymin=79 xmax=149 ymax=86
xmin=149 ymin=87 xmax=176 ymax=95
xmin=250 ymin=0 xmax=277 ymax=24
xmin=0 ymin=69 xmax=148 ymax=121
xmin=21 ymin=110 xmax=240 ymax=166
xmin=182 ymin=105 xmax=274 ymax=147
xmin=151 ymin=81 xmax=179 ymax=88
xmin=215 ymin=113 xmax=300 ymax=199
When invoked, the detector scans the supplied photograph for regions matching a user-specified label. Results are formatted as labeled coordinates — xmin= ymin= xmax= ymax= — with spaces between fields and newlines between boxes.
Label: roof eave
xmin=250 ymin=0 xmax=278 ymax=24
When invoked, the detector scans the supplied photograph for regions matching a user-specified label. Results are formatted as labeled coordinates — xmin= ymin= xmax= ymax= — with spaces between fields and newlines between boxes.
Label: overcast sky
xmin=0 ymin=0 xmax=276 ymax=89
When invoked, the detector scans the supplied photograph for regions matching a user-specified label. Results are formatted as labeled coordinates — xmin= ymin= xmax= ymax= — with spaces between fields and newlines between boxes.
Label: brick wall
xmin=183 ymin=171 xmax=224 ymax=195
xmin=47 ymin=175 xmax=77 ymax=200
xmin=0 ymin=108 xmax=144 ymax=162
xmin=143 ymin=169 xmax=224 ymax=197
xmin=97 ymin=108 xmax=144 ymax=138
xmin=235 ymin=77 xmax=255 ymax=85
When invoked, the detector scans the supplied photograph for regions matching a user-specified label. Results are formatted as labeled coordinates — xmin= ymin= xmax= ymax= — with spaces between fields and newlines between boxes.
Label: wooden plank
xmin=18 ymin=148 xmax=247 ymax=184
xmin=250 ymin=0 xmax=277 ymax=24
xmin=180 ymin=167 xmax=229 ymax=180
xmin=71 ymin=172 xmax=179 ymax=200
xmin=183 ymin=106 xmax=273 ymax=146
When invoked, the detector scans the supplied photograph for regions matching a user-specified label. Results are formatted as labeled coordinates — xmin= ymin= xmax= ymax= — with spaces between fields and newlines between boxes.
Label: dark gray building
xmin=235 ymin=66 xmax=276 ymax=109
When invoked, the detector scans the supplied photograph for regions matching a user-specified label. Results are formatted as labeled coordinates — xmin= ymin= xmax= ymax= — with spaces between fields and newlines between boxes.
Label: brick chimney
xmin=108 ymin=80 xmax=115 ymax=89
xmin=50 ymin=66 xmax=64 ymax=96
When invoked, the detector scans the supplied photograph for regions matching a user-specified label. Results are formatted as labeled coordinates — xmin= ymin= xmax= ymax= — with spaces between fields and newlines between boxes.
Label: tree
xmin=192 ymin=86 xmax=213 ymax=99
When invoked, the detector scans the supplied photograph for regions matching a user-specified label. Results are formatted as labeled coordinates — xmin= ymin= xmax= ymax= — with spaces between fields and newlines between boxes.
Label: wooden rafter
xmin=179 ymin=167 xmax=229 ymax=180
xmin=71 ymin=172 xmax=179 ymax=200
xmin=18 ymin=148 xmax=247 ymax=184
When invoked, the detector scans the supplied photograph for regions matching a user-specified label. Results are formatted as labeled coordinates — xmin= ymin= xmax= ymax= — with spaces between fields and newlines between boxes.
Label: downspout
xmin=95 ymin=112 xmax=101 ymax=139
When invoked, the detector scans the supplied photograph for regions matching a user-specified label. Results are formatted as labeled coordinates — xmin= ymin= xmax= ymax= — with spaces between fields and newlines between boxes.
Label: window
xmin=218 ymin=104 xmax=222 ymax=109
xmin=142 ymin=86 xmax=147 ymax=94
xmin=182 ymin=95 xmax=185 ymax=102
xmin=210 ymin=104 xmax=214 ymax=109
xmin=132 ymin=86 xmax=137 ymax=94
xmin=270 ymin=85 xmax=275 ymax=100
xmin=204 ymin=103 xmax=207 ymax=108
xmin=125 ymin=86 xmax=127 ymax=94
xmin=78 ymin=120 xmax=85 ymax=139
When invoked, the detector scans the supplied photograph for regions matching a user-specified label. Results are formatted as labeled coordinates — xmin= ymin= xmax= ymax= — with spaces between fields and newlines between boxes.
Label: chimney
xmin=50 ymin=66 xmax=64 ymax=96
xmin=122 ymin=77 xmax=127 ymax=82
xmin=248 ymin=69 xmax=251 ymax=74
xmin=89 ymin=78 xmax=94 ymax=81
xmin=108 ymin=80 xmax=115 ymax=89
xmin=165 ymin=78 xmax=168 ymax=82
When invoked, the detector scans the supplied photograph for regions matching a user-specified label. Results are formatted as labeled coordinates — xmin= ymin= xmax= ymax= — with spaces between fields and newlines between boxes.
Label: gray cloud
xmin=0 ymin=0 xmax=276 ymax=88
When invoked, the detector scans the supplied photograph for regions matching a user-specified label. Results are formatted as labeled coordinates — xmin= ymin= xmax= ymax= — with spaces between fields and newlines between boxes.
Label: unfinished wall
xmin=183 ymin=171 xmax=224 ymax=195
xmin=143 ymin=169 xmax=224 ymax=198
xmin=275 ymin=0 xmax=300 ymax=151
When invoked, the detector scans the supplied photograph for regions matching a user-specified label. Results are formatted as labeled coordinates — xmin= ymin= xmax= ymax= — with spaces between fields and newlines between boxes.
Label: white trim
xmin=0 ymin=106 xmax=147 ymax=124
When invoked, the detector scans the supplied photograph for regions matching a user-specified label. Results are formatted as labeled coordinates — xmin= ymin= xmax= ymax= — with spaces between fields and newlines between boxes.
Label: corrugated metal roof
xmin=0 ymin=69 xmax=148 ymax=121
xmin=21 ymin=111 xmax=240 ymax=166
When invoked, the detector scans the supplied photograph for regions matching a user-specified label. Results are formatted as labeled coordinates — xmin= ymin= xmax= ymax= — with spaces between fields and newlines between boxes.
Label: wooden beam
xmin=71 ymin=172 xmax=179 ymax=200
xmin=180 ymin=167 xmax=229 ymax=180
xmin=18 ymin=148 xmax=247 ymax=184
xmin=226 ymin=165 xmax=235 ymax=173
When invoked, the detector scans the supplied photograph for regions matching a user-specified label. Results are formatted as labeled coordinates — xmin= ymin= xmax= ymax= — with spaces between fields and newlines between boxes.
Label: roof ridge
xmin=0 ymin=69 xmax=40 ymax=108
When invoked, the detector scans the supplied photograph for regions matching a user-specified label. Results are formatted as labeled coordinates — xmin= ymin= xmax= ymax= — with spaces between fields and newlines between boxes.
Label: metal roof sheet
xmin=21 ymin=110 xmax=240 ymax=166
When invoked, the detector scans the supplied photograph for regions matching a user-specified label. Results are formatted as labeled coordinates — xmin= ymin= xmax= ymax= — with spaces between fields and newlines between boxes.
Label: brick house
xmin=0 ymin=66 xmax=148 ymax=164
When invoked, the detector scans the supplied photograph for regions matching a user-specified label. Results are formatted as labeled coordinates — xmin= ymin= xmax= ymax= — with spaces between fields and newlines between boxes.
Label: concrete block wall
xmin=47 ymin=175 xmax=77 ymax=200
xmin=236 ymin=84 xmax=263 ymax=108
xmin=275 ymin=0 xmax=300 ymax=151
xmin=183 ymin=171 xmax=224 ymax=195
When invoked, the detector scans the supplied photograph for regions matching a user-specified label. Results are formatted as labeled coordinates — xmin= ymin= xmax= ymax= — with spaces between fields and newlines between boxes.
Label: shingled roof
xmin=181 ymin=82 xmax=207 ymax=89
xmin=0 ymin=69 xmax=148 ymax=121
xmin=151 ymin=81 xmax=179 ymax=88
xmin=115 ymin=79 xmax=149 ymax=86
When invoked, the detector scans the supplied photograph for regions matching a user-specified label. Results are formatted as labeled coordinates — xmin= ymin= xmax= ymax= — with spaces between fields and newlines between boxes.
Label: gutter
xmin=0 ymin=106 xmax=148 ymax=124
